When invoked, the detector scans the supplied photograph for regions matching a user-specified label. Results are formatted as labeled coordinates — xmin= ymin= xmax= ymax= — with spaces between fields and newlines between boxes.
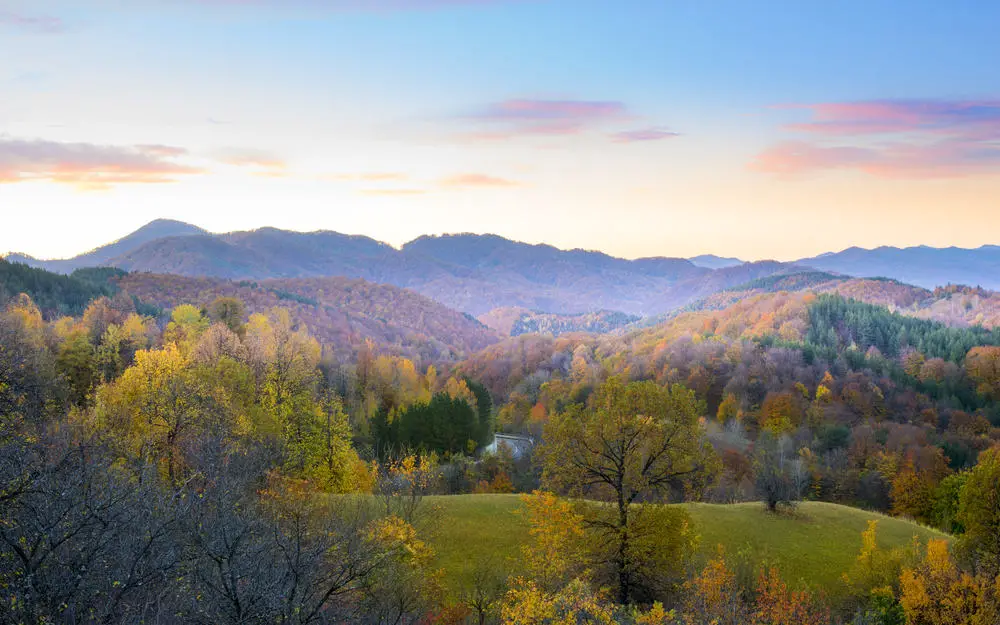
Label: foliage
xmin=539 ymin=377 xmax=714 ymax=602
xmin=957 ymin=446 xmax=1000 ymax=576
xmin=899 ymin=539 xmax=1000 ymax=625
xmin=0 ymin=258 xmax=124 ymax=317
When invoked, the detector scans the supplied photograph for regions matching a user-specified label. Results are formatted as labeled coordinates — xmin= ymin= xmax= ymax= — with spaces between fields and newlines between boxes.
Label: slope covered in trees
xmin=0 ymin=258 xmax=126 ymax=317
xmin=639 ymin=272 xmax=1000 ymax=333
xmin=479 ymin=307 xmax=640 ymax=337
xmin=115 ymin=273 xmax=503 ymax=363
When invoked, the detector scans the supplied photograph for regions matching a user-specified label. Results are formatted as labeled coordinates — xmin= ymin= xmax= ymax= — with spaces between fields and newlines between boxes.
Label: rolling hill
xmin=115 ymin=273 xmax=503 ymax=363
xmin=423 ymin=495 xmax=947 ymax=598
xmin=643 ymin=271 xmax=1000 ymax=330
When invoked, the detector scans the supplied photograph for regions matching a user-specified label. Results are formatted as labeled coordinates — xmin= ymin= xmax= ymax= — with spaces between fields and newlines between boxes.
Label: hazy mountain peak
xmin=689 ymin=254 xmax=743 ymax=269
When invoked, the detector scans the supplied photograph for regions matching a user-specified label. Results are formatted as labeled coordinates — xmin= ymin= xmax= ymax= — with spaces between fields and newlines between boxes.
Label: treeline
xmin=0 ymin=258 xmax=126 ymax=317
xmin=806 ymin=293 xmax=1000 ymax=362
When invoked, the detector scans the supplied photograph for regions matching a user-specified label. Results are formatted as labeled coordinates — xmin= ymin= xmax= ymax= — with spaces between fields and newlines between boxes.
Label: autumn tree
xmin=900 ymin=539 xmax=1000 ymax=625
xmin=538 ymin=377 xmax=714 ymax=604
xmin=208 ymin=296 xmax=247 ymax=336
xmin=752 ymin=567 xmax=830 ymax=625
xmin=754 ymin=433 xmax=803 ymax=513
xmin=957 ymin=446 xmax=1000 ymax=577
xmin=96 ymin=344 xmax=210 ymax=485
xmin=965 ymin=346 xmax=1000 ymax=400
xmin=683 ymin=549 xmax=748 ymax=625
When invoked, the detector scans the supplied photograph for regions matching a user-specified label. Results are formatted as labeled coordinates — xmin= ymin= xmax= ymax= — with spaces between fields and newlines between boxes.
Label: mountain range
xmin=6 ymin=220 xmax=999 ymax=317
xmin=796 ymin=245 xmax=1000 ymax=291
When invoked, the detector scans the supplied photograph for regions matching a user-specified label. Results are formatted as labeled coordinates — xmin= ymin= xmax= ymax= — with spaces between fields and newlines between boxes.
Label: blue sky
xmin=1 ymin=0 xmax=998 ymax=260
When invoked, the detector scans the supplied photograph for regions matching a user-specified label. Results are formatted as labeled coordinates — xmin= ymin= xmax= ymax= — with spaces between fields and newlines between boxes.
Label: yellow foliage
xmin=900 ymin=538 xmax=1000 ymax=625
xmin=518 ymin=491 xmax=585 ymax=591
xmin=500 ymin=578 xmax=615 ymax=625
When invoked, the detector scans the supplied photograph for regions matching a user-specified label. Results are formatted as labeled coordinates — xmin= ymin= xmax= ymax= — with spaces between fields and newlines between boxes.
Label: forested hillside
xmin=478 ymin=307 xmax=640 ymax=337
xmin=115 ymin=272 xmax=502 ymax=363
xmin=0 ymin=258 xmax=126 ymax=317
xmin=641 ymin=272 xmax=1000 ymax=332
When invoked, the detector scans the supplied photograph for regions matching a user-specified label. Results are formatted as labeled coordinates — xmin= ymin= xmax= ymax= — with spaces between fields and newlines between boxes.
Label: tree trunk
xmin=617 ymin=490 xmax=629 ymax=604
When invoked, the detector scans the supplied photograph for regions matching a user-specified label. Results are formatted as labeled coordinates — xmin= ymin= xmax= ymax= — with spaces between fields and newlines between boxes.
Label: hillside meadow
xmin=420 ymin=494 xmax=948 ymax=599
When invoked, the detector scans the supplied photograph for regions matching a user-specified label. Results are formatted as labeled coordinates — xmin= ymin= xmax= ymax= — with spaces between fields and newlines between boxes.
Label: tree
xmin=966 ymin=347 xmax=1000 ymax=400
xmin=754 ymin=433 xmax=801 ymax=513
xmin=55 ymin=328 xmax=96 ymax=409
xmin=717 ymin=392 xmax=740 ymax=424
xmin=538 ymin=377 xmax=714 ymax=604
xmin=761 ymin=391 xmax=802 ymax=435
xmin=957 ymin=446 xmax=1000 ymax=577
xmin=96 ymin=344 xmax=214 ymax=485
xmin=900 ymin=539 xmax=1000 ymax=625
xmin=891 ymin=461 xmax=936 ymax=522
xmin=208 ymin=296 xmax=247 ymax=336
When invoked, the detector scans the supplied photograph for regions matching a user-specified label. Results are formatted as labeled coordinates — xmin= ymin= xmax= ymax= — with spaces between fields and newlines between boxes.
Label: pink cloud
xmin=463 ymin=98 xmax=631 ymax=138
xmin=0 ymin=10 xmax=65 ymax=34
xmin=782 ymin=99 xmax=1000 ymax=138
xmin=0 ymin=137 xmax=203 ymax=190
xmin=749 ymin=139 xmax=1000 ymax=179
xmin=611 ymin=127 xmax=681 ymax=143
xmin=440 ymin=173 xmax=519 ymax=187
xmin=753 ymin=98 xmax=1000 ymax=179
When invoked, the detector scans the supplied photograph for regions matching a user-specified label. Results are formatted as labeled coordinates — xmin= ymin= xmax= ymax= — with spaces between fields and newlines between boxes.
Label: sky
xmin=1 ymin=0 xmax=999 ymax=262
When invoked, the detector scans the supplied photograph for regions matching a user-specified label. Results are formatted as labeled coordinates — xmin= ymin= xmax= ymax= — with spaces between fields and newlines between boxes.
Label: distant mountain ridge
xmin=689 ymin=254 xmax=744 ymax=269
xmin=797 ymin=244 xmax=1000 ymax=291
xmin=6 ymin=219 xmax=208 ymax=274
xmin=4 ymin=221 xmax=805 ymax=316
xmin=8 ymin=220 xmax=997 ymax=316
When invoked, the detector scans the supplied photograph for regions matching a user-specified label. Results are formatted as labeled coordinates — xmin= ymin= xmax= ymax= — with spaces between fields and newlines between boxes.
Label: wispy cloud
xmin=322 ymin=172 xmax=409 ymax=182
xmin=440 ymin=173 xmax=518 ymax=187
xmin=460 ymin=98 xmax=631 ymax=139
xmin=753 ymin=98 xmax=1000 ymax=178
xmin=0 ymin=10 xmax=66 ymax=34
xmin=0 ymin=137 xmax=202 ymax=190
xmin=216 ymin=149 xmax=286 ymax=169
xmin=781 ymin=99 xmax=1000 ymax=138
xmin=360 ymin=188 xmax=427 ymax=196
xmin=749 ymin=139 xmax=1000 ymax=179
xmin=215 ymin=149 xmax=287 ymax=177
xmin=610 ymin=127 xmax=680 ymax=143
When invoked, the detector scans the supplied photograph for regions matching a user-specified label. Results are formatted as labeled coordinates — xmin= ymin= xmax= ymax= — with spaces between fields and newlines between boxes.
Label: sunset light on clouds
xmin=1 ymin=0 xmax=998 ymax=261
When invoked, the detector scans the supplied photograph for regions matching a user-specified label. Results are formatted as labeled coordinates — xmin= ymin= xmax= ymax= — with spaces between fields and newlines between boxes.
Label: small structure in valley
xmin=484 ymin=433 xmax=534 ymax=459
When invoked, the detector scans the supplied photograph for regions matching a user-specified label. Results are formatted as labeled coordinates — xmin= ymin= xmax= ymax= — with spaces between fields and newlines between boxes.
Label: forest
xmin=2 ymin=269 xmax=1000 ymax=624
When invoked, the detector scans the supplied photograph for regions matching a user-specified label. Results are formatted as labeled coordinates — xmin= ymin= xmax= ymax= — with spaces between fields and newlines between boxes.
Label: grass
xmin=421 ymin=495 xmax=949 ymax=597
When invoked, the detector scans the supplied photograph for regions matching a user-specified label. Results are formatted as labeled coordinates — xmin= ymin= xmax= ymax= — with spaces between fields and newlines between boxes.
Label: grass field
xmin=420 ymin=495 xmax=949 ymax=597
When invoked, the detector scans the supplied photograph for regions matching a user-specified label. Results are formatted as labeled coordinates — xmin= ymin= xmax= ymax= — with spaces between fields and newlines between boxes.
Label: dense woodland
xmin=2 ymin=259 xmax=1000 ymax=623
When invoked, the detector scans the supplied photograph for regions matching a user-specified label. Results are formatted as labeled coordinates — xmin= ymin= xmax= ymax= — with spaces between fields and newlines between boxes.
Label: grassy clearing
xmin=421 ymin=495 xmax=949 ymax=597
